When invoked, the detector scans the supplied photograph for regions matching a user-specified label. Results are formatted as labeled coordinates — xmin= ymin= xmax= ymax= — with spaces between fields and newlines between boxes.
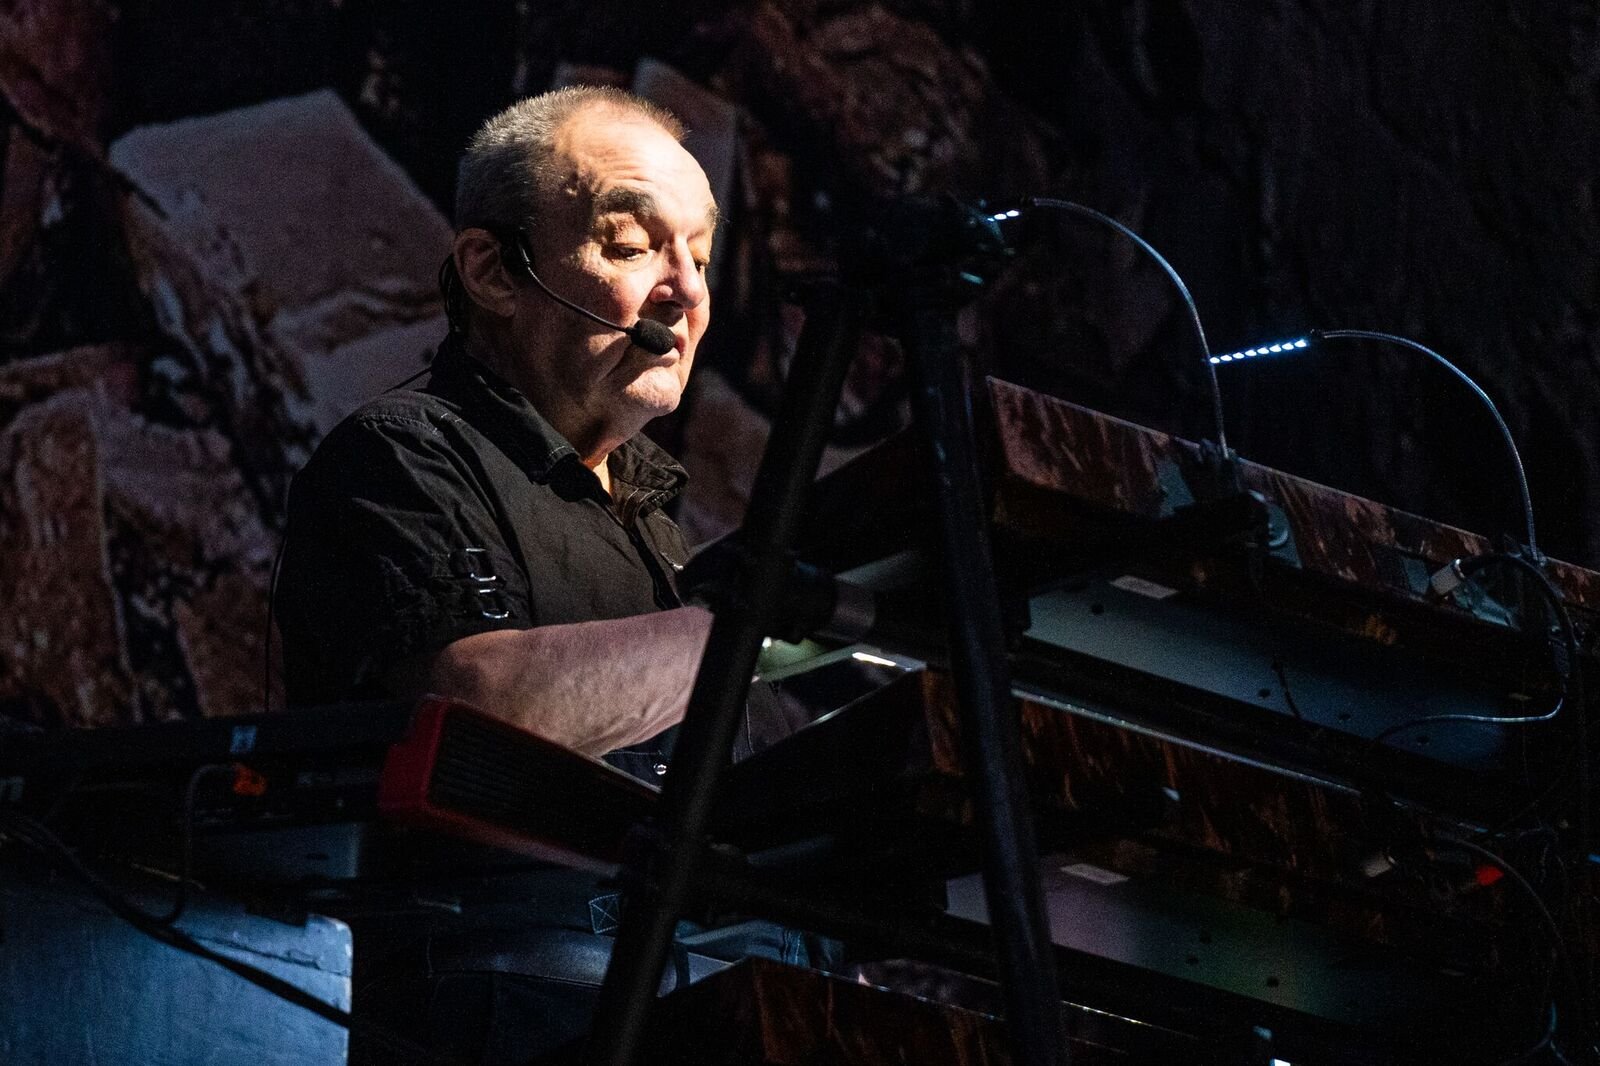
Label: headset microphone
xmin=496 ymin=228 xmax=677 ymax=356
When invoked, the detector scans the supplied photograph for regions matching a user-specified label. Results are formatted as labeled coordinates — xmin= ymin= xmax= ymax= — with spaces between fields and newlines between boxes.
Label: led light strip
xmin=1209 ymin=336 xmax=1311 ymax=364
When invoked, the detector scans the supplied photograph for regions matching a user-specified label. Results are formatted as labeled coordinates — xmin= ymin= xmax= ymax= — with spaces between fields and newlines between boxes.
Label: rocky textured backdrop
xmin=1 ymin=0 xmax=1595 ymax=728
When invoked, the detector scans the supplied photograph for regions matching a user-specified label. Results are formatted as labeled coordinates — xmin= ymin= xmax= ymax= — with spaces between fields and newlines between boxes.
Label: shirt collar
xmin=426 ymin=333 xmax=688 ymax=509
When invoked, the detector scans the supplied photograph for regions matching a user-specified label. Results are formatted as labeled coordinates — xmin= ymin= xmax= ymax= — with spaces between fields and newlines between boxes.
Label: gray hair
xmin=454 ymin=85 xmax=686 ymax=234
xmin=442 ymin=87 xmax=685 ymax=335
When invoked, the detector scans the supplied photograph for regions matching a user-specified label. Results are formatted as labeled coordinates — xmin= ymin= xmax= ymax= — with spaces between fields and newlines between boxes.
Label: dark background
xmin=2 ymin=0 xmax=1596 ymax=727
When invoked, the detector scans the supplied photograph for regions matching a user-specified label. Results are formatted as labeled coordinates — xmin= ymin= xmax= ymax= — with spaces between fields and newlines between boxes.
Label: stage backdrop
xmin=1 ymin=1 xmax=1595 ymax=728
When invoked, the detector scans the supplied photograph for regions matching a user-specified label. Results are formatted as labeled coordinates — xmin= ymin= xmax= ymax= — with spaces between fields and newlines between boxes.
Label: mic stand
xmin=584 ymin=281 xmax=865 ymax=1066
xmin=883 ymin=198 xmax=1066 ymax=1066
xmin=585 ymin=198 xmax=1066 ymax=1066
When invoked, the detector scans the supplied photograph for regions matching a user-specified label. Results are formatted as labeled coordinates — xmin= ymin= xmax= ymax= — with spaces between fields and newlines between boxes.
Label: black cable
xmin=438 ymin=254 xmax=467 ymax=337
xmin=1372 ymin=552 xmax=1577 ymax=746
xmin=1499 ymin=1003 xmax=1557 ymax=1065
xmin=1269 ymin=655 xmax=1311 ymax=726
xmin=1025 ymin=197 xmax=1227 ymax=454
xmin=1368 ymin=549 xmax=1593 ymax=1056
xmin=1371 ymin=705 xmax=1561 ymax=747
xmin=1483 ymin=742 xmax=1587 ymax=839
xmin=1317 ymin=329 xmax=1539 ymax=558
xmin=386 ymin=363 xmax=434 ymax=392
xmin=1562 ymin=648 xmax=1596 ymax=1063
xmin=149 ymin=763 xmax=233 ymax=927
xmin=1544 ymin=848 xmax=1599 ymax=1064
xmin=1435 ymin=833 xmax=1584 ymax=1060
xmin=263 ymin=533 xmax=288 ymax=714
xmin=0 ymin=808 xmax=352 ymax=1022
xmin=0 ymin=809 xmax=463 ymax=1066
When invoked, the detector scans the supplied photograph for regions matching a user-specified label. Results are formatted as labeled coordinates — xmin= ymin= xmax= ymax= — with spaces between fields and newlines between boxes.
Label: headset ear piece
xmin=495 ymin=229 xmax=537 ymax=281
xmin=439 ymin=255 xmax=469 ymax=335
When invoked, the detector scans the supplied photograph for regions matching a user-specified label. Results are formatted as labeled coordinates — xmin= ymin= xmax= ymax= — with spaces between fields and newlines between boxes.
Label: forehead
xmin=550 ymin=110 xmax=716 ymax=231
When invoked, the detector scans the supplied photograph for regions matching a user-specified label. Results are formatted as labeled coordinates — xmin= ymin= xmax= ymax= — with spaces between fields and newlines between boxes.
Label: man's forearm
xmin=389 ymin=606 xmax=714 ymax=756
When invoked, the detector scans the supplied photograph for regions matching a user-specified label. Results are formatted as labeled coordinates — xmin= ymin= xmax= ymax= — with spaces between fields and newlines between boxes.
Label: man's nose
xmin=651 ymin=244 xmax=707 ymax=310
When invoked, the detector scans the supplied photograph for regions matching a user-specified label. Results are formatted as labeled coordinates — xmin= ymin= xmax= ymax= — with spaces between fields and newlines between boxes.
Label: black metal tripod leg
xmin=582 ymin=284 xmax=863 ymax=1066
xmin=901 ymin=294 xmax=1068 ymax=1066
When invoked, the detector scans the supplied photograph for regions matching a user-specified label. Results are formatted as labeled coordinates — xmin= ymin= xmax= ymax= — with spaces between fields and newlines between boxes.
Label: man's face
xmin=514 ymin=110 xmax=716 ymax=440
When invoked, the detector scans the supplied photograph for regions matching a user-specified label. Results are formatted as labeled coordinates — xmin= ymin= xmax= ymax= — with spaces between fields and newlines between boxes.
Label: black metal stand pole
xmin=583 ymin=284 xmax=862 ymax=1066
xmin=898 ymin=284 xmax=1068 ymax=1066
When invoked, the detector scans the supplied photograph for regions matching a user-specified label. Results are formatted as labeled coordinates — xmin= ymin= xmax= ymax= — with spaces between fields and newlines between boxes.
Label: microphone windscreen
xmin=630 ymin=319 xmax=677 ymax=356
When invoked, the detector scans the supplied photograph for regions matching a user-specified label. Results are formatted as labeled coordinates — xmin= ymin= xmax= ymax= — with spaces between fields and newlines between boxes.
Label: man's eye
xmin=613 ymin=246 xmax=648 ymax=260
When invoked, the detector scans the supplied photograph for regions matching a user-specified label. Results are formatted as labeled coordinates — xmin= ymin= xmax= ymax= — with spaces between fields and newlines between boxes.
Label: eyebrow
xmin=591 ymin=188 xmax=721 ymax=234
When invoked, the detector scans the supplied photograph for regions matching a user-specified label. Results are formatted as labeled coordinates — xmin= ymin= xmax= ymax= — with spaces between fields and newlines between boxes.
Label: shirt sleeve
xmin=276 ymin=408 xmax=532 ymax=705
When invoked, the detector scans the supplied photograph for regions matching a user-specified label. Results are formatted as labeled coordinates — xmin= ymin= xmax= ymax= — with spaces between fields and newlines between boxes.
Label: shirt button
xmin=652 ymin=762 xmax=669 ymax=776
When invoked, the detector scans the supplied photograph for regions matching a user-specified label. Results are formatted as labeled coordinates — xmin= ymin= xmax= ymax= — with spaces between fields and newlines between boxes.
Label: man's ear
xmin=453 ymin=228 xmax=519 ymax=320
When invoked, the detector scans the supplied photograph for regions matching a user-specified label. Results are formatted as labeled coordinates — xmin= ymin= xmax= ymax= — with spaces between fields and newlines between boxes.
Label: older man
xmin=277 ymin=88 xmax=815 ymax=1059
xmin=276 ymin=86 xmax=796 ymax=777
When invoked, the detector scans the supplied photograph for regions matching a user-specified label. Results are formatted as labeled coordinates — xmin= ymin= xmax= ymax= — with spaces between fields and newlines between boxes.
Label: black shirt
xmin=276 ymin=334 xmax=702 ymax=778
